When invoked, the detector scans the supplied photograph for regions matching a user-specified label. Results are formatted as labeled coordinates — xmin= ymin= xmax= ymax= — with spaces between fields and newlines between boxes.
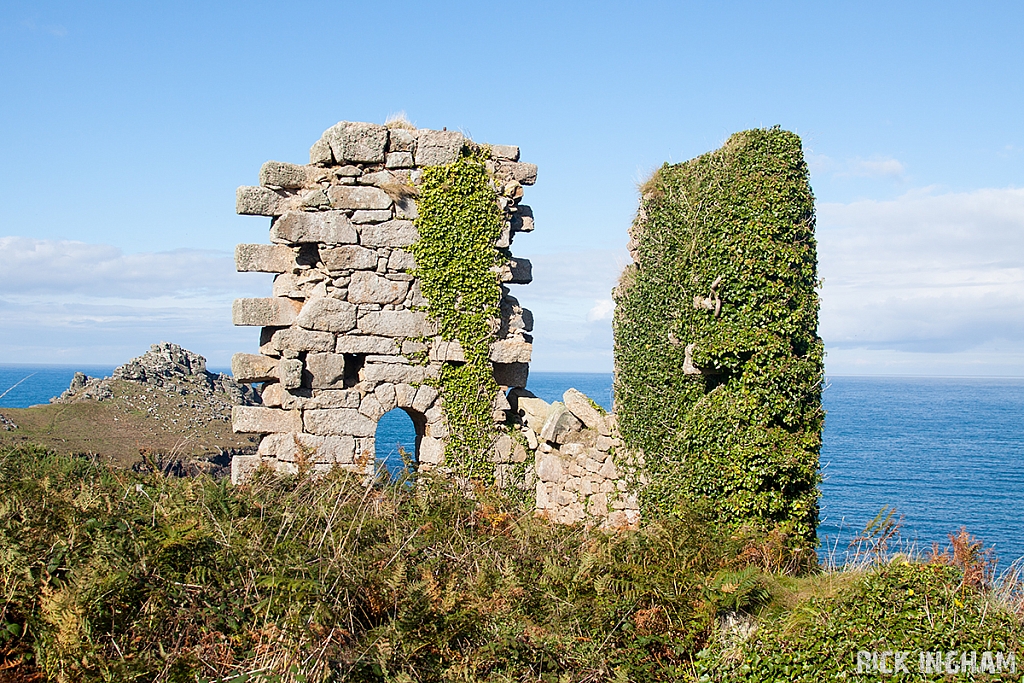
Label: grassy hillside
xmin=0 ymin=380 xmax=257 ymax=466
xmin=0 ymin=446 xmax=1020 ymax=682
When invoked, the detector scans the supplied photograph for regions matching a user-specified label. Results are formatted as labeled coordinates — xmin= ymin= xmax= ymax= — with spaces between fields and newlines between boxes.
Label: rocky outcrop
xmin=53 ymin=342 xmax=260 ymax=408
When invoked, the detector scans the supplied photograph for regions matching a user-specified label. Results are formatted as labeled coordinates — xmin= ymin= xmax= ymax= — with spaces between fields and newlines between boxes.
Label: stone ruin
xmin=230 ymin=119 xmax=639 ymax=528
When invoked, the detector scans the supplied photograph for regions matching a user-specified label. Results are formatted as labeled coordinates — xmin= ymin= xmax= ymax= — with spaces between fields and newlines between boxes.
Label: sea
xmin=2 ymin=365 xmax=1022 ymax=564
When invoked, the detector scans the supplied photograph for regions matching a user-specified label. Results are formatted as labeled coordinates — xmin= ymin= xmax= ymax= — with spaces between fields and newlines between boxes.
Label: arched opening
xmin=375 ymin=407 xmax=423 ymax=478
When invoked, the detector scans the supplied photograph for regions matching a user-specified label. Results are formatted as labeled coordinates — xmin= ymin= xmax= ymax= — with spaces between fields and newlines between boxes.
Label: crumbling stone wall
xmin=229 ymin=119 xmax=640 ymax=529
xmin=229 ymin=120 xmax=536 ymax=483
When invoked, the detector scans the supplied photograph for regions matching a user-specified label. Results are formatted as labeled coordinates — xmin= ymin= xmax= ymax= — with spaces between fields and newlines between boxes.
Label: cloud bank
xmin=0 ymin=238 xmax=269 ymax=366
xmin=818 ymin=187 xmax=1024 ymax=375
xmin=5 ymin=184 xmax=1024 ymax=379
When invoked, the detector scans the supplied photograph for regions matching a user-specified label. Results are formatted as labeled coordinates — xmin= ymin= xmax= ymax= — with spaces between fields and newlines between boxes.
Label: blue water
xmin=4 ymin=366 xmax=1022 ymax=562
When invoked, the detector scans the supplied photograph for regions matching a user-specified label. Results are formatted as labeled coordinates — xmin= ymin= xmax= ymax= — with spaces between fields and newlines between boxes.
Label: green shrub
xmin=613 ymin=127 xmax=823 ymax=549
xmin=696 ymin=559 xmax=1023 ymax=682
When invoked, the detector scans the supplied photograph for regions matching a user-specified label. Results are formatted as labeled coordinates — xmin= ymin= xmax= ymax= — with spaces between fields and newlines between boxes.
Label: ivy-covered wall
xmin=613 ymin=127 xmax=823 ymax=547
xmin=410 ymin=152 xmax=505 ymax=480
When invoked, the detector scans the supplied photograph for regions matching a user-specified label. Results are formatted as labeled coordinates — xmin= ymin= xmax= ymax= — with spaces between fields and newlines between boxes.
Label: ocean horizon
xmin=3 ymin=365 xmax=1022 ymax=563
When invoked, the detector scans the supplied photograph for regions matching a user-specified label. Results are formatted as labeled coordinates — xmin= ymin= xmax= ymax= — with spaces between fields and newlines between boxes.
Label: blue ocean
xmin=3 ymin=366 xmax=1022 ymax=563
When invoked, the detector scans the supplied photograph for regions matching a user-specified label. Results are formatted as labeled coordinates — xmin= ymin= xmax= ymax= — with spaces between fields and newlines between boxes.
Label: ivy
xmin=613 ymin=127 xmax=823 ymax=550
xmin=410 ymin=150 xmax=505 ymax=481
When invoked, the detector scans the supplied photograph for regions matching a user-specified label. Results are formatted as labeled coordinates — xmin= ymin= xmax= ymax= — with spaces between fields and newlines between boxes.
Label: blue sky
xmin=2 ymin=1 xmax=1023 ymax=374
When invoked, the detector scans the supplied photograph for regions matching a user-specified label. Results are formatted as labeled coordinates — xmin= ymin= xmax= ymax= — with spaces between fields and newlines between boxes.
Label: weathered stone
xmin=490 ymin=339 xmax=532 ymax=364
xmin=493 ymin=362 xmax=529 ymax=388
xmin=522 ymin=426 xmax=539 ymax=450
xmin=388 ymin=128 xmax=417 ymax=152
xmin=351 ymin=209 xmax=393 ymax=224
xmin=412 ymin=385 xmax=438 ymax=413
xmin=237 ymin=186 xmax=284 ymax=216
xmin=414 ymin=130 xmax=465 ymax=166
xmin=307 ymin=389 xmax=361 ymax=409
xmin=260 ymin=161 xmax=307 ymax=189
xmin=562 ymin=443 xmax=586 ymax=458
xmin=348 ymin=271 xmax=409 ymax=304
xmin=489 ymin=144 xmax=520 ymax=161
xmin=232 ymin=406 xmax=302 ymax=434
xmin=563 ymin=388 xmax=606 ymax=432
xmin=511 ymin=205 xmax=534 ymax=233
xmin=401 ymin=340 xmax=427 ymax=355
xmin=537 ymin=453 xmax=565 ymax=483
xmin=271 ymin=211 xmax=357 ymax=245
xmin=500 ymin=257 xmax=532 ymax=284
xmin=258 ymin=433 xmax=356 ymax=464
xmin=260 ymin=382 xmax=286 ymax=407
xmin=429 ymin=340 xmax=465 ymax=363
xmin=231 ymin=353 xmax=278 ymax=383
xmin=335 ymin=335 xmax=399 ymax=354
xmin=269 ymin=328 xmax=335 ymax=353
xmin=375 ymin=383 xmax=397 ymax=412
xmin=235 ymin=244 xmax=295 ymax=273
xmin=305 ymin=353 xmax=346 ymax=389
xmin=539 ymin=403 xmax=582 ymax=444
xmin=300 ymin=188 xmax=330 ymax=209
xmin=496 ymin=161 xmax=538 ymax=185
xmin=327 ymin=185 xmax=393 ymax=211
xmin=320 ymin=245 xmax=378 ymax=271
xmin=296 ymin=298 xmax=357 ymax=333
xmin=388 ymin=249 xmax=416 ymax=270
xmin=599 ymin=459 xmax=618 ymax=479
xmin=303 ymin=408 xmax=377 ymax=437
xmin=277 ymin=358 xmax=303 ymax=389
xmin=395 ymin=196 xmax=418 ymax=220
xmin=385 ymin=151 xmax=414 ymax=168
xmin=233 ymin=298 xmax=301 ymax=327
xmin=359 ymin=219 xmax=418 ymax=248
xmin=419 ymin=436 xmax=443 ymax=465
xmin=596 ymin=434 xmax=614 ymax=452
xmin=493 ymin=434 xmax=513 ymax=462
xmin=272 ymin=273 xmax=325 ymax=299
xmin=359 ymin=170 xmax=403 ymax=187
xmin=325 ymin=121 xmax=388 ymax=163
xmin=309 ymin=136 xmax=333 ymax=165
xmin=508 ymin=389 xmax=551 ymax=431
xmin=358 ymin=309 xmax=434 ymax=337
xmin=231 ymin=454 xmax=261 ymax=485
xmin=395 ymin=383 xmax=417 ymax=408
xmin=362 ymin=363 xmax=426 ymax=384
xmin=359 ymin=393 xmax=385 ymax=420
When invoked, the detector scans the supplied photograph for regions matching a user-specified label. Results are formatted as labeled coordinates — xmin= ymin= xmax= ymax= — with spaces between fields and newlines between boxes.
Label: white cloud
xmin=0 ymin=237 xmax=269 ymax=365
xmin=513 ymin=250 xmax=627 ymax=372
xmin=808 ymin=154 xmax=906 ymax=179
xmin=587 ymin=299 xmax=615 ymax=322
xmin=818 ymin=187 xmax=1024 ymax=375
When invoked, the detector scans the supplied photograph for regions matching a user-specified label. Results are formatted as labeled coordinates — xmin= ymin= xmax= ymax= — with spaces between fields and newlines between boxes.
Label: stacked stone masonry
xmin=230 ymin=119 xmax=638 ymax=528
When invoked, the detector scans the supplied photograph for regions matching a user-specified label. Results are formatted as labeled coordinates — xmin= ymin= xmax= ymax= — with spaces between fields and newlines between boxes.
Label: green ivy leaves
xmin=614 ymin=127 xmax=823 ymax=549
xmin=411 ymin=151 xmax=505 ymax=481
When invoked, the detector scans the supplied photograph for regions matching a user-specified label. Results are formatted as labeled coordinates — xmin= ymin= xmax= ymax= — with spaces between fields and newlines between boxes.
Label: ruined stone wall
xmin=229 ymin=120 xmax=536 ymax=483
xmin=229 ymin=119 xmax=639 ymax=529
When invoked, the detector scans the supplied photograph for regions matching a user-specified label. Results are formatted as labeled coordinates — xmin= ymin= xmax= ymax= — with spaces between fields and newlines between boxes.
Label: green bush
xmin=696 ymin=559 xmax=1023 ymax=682
xmin=613 ymin=127 xmax=823 ymax=549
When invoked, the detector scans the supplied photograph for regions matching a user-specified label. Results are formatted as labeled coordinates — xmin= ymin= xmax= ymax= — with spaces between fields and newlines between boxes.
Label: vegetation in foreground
xmin=0 ymin=446 xmax=1021 ymax=682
